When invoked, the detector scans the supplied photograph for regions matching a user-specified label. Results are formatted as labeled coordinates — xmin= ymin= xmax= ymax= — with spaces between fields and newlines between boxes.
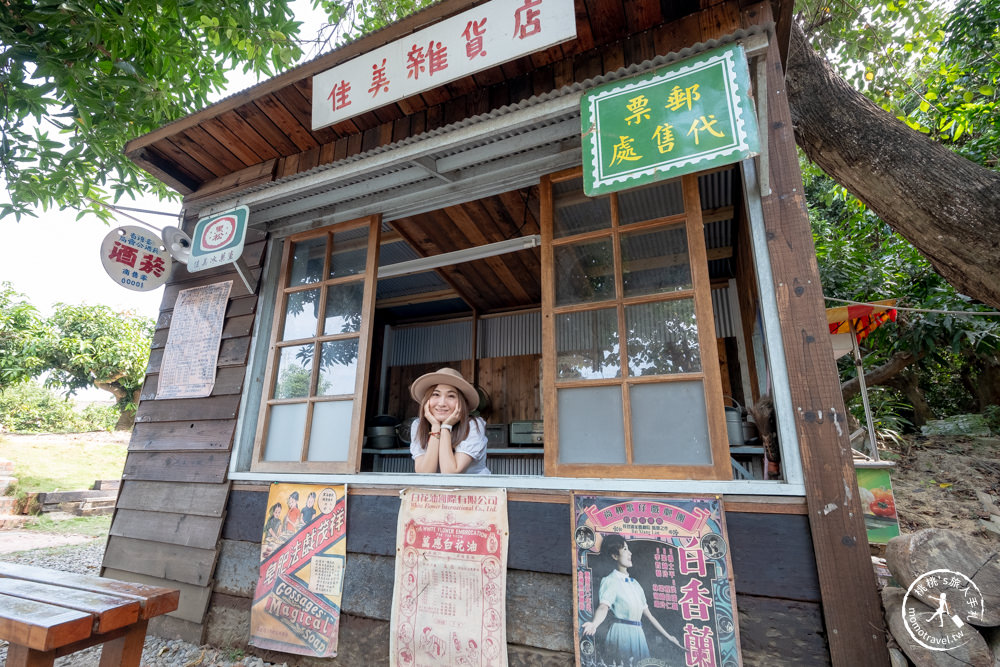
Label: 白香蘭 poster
xmin=250 ymin=483 xmax=347 ymax=657
xmin=573 ymin=495 xmax=741 ymax=667
xmin=390 ymin=488 xmax=508 ymax=667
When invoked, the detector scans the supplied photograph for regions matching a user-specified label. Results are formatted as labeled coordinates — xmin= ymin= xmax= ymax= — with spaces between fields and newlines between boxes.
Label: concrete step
xmin=0 ymin=476 xmax=16 ymax=495
xmin=38 ymin=490 xmax=118 ymax=504
xmin=74 ymin=500 xmax=116 ymax=516
xmin=0 ymin=497 xmax=17 ymax=514
xmin=92 ymin=479 xmax=121 ymax=491
xmin=0 ymin=514 xmax=29 ymax=529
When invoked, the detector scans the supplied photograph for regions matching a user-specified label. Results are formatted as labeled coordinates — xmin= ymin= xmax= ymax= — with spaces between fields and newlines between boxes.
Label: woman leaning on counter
xmin=408 ymin=368 xmax=490 ymax=475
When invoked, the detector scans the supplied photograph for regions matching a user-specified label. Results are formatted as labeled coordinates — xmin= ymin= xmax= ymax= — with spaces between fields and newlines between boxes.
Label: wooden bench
xmin=0 ymin=562 xmax=179 ymax=666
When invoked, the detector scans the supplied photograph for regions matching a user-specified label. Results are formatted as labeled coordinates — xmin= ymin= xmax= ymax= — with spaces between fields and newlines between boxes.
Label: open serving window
xmin=242 ymin=163 xmax=784 ymax=483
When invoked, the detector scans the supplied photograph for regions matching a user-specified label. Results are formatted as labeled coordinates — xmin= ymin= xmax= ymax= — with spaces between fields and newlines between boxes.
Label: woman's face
xmin=272 ymin=505 xmax=282 ymax=518
xmin=614 ymin=542 xmax=633 ymax=568
xmin=428 ymin=384 xmax=461 ymax=421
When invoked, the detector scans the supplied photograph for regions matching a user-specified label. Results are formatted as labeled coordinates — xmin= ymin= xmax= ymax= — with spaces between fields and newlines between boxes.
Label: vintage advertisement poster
xmin=250 ymin=483 xmax=347 ymax=658
xmin=573 ymin=495 xmax=741 ymax=667
xmin=856 ymin=467 xmax=901 ymax=544
xmin=157 ymin=280 xmax=232 ymax=399
xmin=390 ymin=488 xmax=509 ymax=667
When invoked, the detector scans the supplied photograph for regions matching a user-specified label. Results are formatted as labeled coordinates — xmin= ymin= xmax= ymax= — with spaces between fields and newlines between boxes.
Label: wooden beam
xmin=131 ymin=147 xmax=198 ymax=194
xmin=751 ymin=13 xmax=889 ymax=666
xmin=389 ymin=220 xmax=479 ymax=309
xmin=375 ymin=288 xmax=459 ymax=308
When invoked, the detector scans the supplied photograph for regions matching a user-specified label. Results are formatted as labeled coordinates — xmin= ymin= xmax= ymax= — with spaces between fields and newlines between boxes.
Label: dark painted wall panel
xmin=224 ymin=490 xmax=820 ymax=600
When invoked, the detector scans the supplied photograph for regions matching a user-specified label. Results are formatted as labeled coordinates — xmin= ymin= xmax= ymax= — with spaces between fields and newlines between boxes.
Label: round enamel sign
xmin=99 ymin=225 xmax=172 ymax=292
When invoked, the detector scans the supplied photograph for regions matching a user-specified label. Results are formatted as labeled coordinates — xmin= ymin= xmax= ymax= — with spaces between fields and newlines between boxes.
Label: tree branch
xmin=786 ymin=21 xmax=1000 ymax=309
xmin=840 ymin=350 xmax=921 ymax=402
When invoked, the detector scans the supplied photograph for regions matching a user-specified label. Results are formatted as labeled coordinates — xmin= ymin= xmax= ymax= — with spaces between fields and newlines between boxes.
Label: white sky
xmin=0 ymin=0 xmax=327 ymax=322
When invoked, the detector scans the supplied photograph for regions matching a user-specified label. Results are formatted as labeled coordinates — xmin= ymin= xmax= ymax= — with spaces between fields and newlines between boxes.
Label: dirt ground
xmin=0 ymin=430 xmax=132 ymax=447
xmin=882 ymin=433 xmax=1000 ymax=540
xmin=0 ymin=529 xmax=102 ymax=554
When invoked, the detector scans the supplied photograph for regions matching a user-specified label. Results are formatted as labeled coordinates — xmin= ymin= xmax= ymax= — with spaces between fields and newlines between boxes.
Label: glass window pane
xmin=308 ymin=400 xmax=354 ymax=461
xmin=621 ymin=224 xmax=691 ymax=297
xmin=554 ymin=238 xmax=615 ymax=306
xmin=263 ymin=403 xmax=306 ymax=461
xmin=626 ymin=299 xmax=702 ymax=376
xmin=318 ymin=339 xmax=359 ymax=396
xmin=557 ymin=386 xmax=625 ymax=463
xmin=323 ymin=282 xmax=364 ymax=335
xmin=630 ymin=382 xmax=712 ymax=465
xmin=330 ymin=227 xmax=368 ymax=278
xmin=618 ymin=179 xmax=684 ymax=225
xmin=282 ymin=289 xmax=320 ymax=341
xmin=288 ymin=236 xmax=326 ymax=286
xmin=553 ymin=177 xmax=611 ymax=238
xmin=556 ymin=308 xmax=620 ymax=380
xmin=274 ymin=344 xmax=314 ymax=399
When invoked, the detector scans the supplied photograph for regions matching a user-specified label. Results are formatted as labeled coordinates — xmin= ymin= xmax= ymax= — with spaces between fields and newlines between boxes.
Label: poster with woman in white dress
xmin=572 ymin=495 xmax=741 ymax=667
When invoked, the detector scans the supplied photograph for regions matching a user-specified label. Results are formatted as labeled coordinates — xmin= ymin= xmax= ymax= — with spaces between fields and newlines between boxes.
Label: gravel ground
xmin=0 ymin=541 xmax=288 ymax=667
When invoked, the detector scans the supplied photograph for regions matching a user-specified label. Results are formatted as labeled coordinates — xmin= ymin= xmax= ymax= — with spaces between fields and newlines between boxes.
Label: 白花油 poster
xmin=250 ymin=483 xmax=347 ymax=658
xmin=573 ymin=495 xmax=741 ymax=667
xmin=390 ymin=488 xmax=508 ymax=667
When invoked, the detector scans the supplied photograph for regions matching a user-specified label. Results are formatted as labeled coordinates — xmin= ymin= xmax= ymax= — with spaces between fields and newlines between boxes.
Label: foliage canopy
xmin=0 ymin=0 xmax=302 ymax=221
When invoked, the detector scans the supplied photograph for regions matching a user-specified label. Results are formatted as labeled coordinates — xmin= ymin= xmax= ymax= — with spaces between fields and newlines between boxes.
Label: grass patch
xmin=0 ymin=433 xmax=128 ymax=493
xmin=22 ymin=514 xmax=111 ymax=537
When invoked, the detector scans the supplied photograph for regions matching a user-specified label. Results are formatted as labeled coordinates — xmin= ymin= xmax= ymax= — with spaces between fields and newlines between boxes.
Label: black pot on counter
xmin=366 ymin=415 xmax=401 ymax=449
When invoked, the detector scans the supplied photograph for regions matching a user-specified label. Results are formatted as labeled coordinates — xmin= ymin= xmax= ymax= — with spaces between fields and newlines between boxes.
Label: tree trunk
xmin=885 ymin=371 xmax=933 ymax=427
xmin=95 ymin=382 xmax=137 ymax=431
xmin=786 ymin=22 xmax=1000 ymax=310
xmin=840 ymin=350 xmax=920 ymax=401
xmin=113 ymin=388 xmax=141 ymax=431
xmin=964 ymin=352 xmax=1000 ymax=410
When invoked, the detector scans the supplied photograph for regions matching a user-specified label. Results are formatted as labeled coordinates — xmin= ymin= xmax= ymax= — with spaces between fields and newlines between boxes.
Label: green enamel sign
xmin=582 ymin=43 xmax=759 ymax=196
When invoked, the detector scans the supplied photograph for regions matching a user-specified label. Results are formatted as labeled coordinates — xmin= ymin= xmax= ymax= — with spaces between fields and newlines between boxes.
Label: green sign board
xmin=581 ymin=43 xmax=759 ymax=196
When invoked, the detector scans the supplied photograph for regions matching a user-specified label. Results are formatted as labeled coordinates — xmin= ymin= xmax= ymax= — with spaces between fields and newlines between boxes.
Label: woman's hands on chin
xmin=444 ymin=405 xmax=462 ymax=427
xmin=423 ymin=402 xmax=441 ymax=429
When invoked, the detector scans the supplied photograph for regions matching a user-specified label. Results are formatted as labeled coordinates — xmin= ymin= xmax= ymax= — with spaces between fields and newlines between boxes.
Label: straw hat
xmin=409 ymin=368 xmax=478 ymax=408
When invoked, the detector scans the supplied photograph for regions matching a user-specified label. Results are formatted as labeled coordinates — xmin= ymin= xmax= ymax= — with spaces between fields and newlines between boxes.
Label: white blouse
xmin=409 ymin=416 xmax=490 ymax=474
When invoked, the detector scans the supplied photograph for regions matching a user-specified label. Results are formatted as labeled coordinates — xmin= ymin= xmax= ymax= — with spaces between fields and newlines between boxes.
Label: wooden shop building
xmin=108 ymin=0 xmax=889 ymax=664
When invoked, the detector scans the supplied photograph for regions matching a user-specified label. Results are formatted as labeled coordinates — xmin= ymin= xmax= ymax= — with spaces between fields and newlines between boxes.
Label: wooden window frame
xmin=250 ymin=215 xmax=382 ymax=473
xmin=541 ymin=167 xmax=730 ymax=480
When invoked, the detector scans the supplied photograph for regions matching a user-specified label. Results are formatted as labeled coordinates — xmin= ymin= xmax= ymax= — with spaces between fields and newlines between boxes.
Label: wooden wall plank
xmin=153 ymin=305 xmax=258 ymax=342
xmin=102 ymin=568 xmax=212 ymax=624
xmin=116 ymin=480 xmax=230 ymax=516
xmin=134 ymin=395 xmax=241 ymax=423
xmin=159 ymin=274 xmax=252 ymax=308
xmin=103 ymin=536 xmax=218 ymax=587
xmin=752 ymin=10 xmax=889 ymax=664
xmin=153 ymin=312 xmax=255 ymax=346
xmin=146 ymin=337 xmax=250 ymax=375
xmin=129 ymin=421 xmax=236 ymax=452
xmin=736 ymin=595 xmax=830 ymax=665
xmin=122 ymin=451 xmax=230 ymax=483
xmin=140 ymin=366 xmax=245 ymax=401
xmin=110 ymin=509 xmax=223 ymax=550
xmin=221 ymin=490 xmax=268 ymax=541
